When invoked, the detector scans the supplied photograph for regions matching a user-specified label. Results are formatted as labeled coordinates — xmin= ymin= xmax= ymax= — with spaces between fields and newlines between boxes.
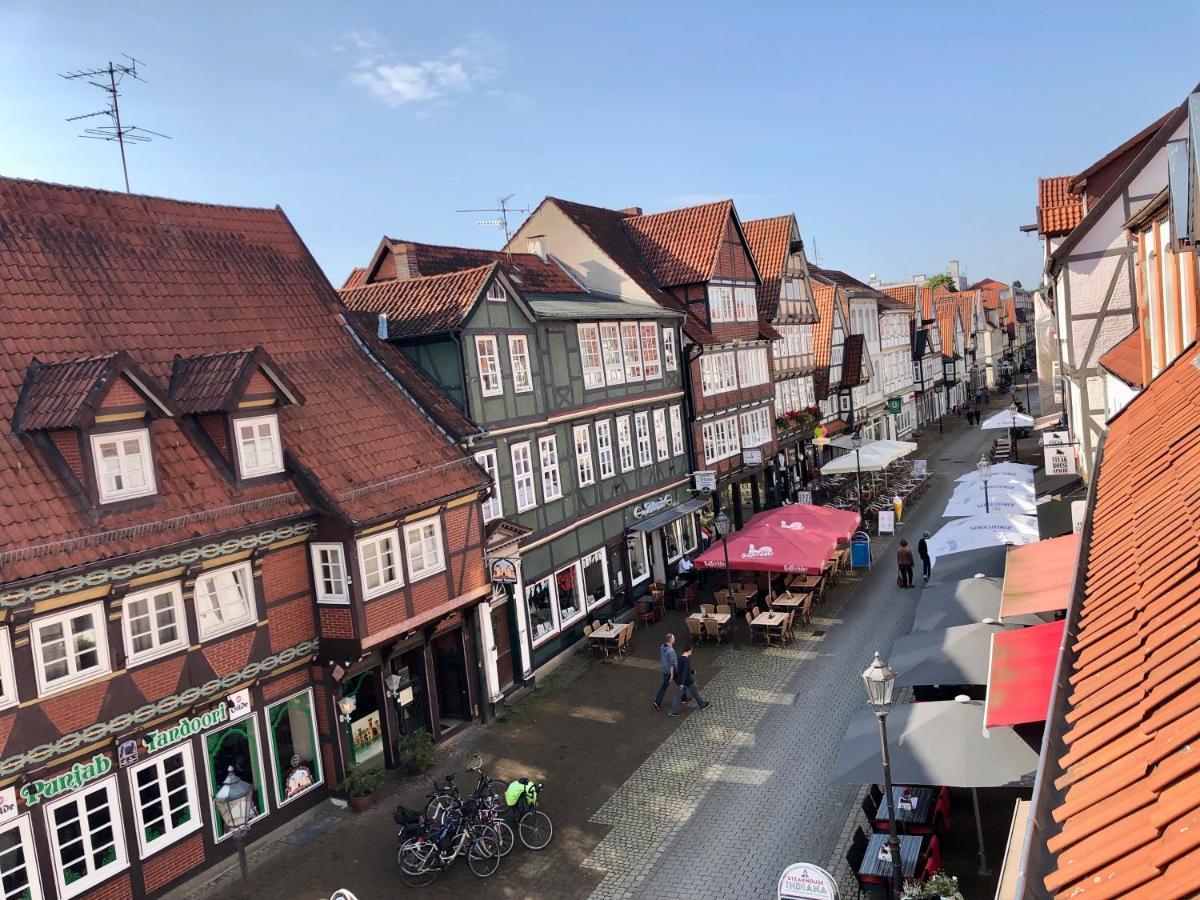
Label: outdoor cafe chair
xmin=783 ymin=610 xmax=796 ymax=642
xmin=716 ymin=603 xmax=732 ymax=616
xmin=681 ymin=584 xmax=698 ymax=614
xmin=700 ymin=603 xmax=715 ymax=615
xmin=746 ymin=611 xmax=766 ymax=646
xmin=766 ymin=616 xmax=786 ymax=645
xmin=703 ymin=617 xmax=724 ymax=645
xmin=686 ymin=616 xmax=704 ymax=643
xmin=636 ymin=601 xmax=655 ymax=629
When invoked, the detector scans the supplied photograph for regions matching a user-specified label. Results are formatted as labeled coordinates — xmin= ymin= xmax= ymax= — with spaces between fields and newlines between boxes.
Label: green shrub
xmin=340 ymin=764 xmax=385 ymax=798
xmin=397 ymin=728 xmax=436 ymax=774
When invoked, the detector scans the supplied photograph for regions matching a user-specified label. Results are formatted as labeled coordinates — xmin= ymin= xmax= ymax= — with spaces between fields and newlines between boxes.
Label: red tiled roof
xmin=381 ymin=239 xmax=583 ymax=294
xmin=935 ymin=300 xmax=961 ymax=357
xmin=168 ymin=347 xmax=301 ymax=415
xmin=339 ymin=264 xmax=495 ymax=338
xmin=1039 ymin=342 xmax=1200 ymax=898
xmin=1098 ymin=327 xmax=1145 ymax=389
xmin=743 ymin=215 xmax=791 ymax=321
xmin=12 ymin=352 xmax=170 ymax=433
xmin=342 ymin=266 xmax=368 ymax=290
xmin=0 ymin=177 xmax=483 ymax=583
xmin=623 ymin=199 xmax=736 ymax=288
xmin=880 ymin=284 xmax=920 ymax=307
xmin=840 ymin=333 xmax=866 ymax=388
xmin=812 ymin=283 xmax=840 ymax=370
xmin=1038 ymin=176 xmax=1084 ymax=237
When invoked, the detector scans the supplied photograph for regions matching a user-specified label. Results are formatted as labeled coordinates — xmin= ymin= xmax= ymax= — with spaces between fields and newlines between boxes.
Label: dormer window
xmin=487 ymin=281 xmax=507 ymax=302
xmin=91 ymin=429 xmax=156 ymax=503
xmin=235 ymin=414 xmax=284 ymax=478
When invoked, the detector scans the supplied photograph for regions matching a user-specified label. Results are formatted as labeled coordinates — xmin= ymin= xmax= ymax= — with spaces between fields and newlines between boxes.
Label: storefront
xmin=629 ymin=496 xmax=709 ymax=582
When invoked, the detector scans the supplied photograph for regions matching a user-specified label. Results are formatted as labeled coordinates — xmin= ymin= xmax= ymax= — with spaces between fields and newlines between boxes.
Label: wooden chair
xmin=616 ymin=626 xmax=632 ymax=660
xmin=703 ymin=617 xmax=724 ymax=645
xmin=681 ymin=584 xmax=698 ymax=614
xmin=746 ymin=611 xmax=766 ymax=645
xmin=801 ymin=593 xmax=814 ymax=625
xmin=766 ymin=615 xmax=786 ymax=646
xmin=686 ymin=616 xmax=704 ymax=643
xmin=583 ymin=623 xmax=600 ymax=657
xmin=716 ymin=603 xmax=732 ymax=616
xmin=700 ymin=603 xmax=715 ymax=615
xmin=732 ymin=592 xmax=750 ymax=614
xmin=783 ymin=610 xmax=796 ymax=643
xmin=636 ymin=601 xmax=655 ymax=628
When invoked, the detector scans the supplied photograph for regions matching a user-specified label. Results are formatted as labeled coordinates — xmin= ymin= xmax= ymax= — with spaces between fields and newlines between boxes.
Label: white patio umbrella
xmin=817 ymin=439 xmax=918 ymax=474
xmin=943 ymin=483 xmax=1036 ymax=517
xmin=951 ymin=479 xmax=1034 ymax=498
xmin=981 ymin=409 xmax=1034 ymax=430
xmin=925 ymin=514 xmax=1039 ymax=564
xmin=955 ymin=463 xmax=1034 ymax=483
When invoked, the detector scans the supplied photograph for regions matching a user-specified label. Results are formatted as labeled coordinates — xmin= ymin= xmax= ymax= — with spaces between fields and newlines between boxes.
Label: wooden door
xmin=492 ymin=605 xmax=514 ymax=692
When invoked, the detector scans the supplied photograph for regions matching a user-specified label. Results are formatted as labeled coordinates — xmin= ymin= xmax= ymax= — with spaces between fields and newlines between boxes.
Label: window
xmin=573 ymin=425 xmax=595 ymax=486
xmin=554 ymin=562 xmax=584 ymax=626
xmin=404 ymin=518 xmax=445 ymax=581
xmin=356 ymin=531 xmax=403 ymax=600
xmin=701 ymin=416 xmax=741 ymax=464
xmin=0 ymin=818 xmax=40 ymax=900
xmin=526 ymin=577 xmax=555 ymax=645
xmin=628 ymin=532 xmax=649 ymax=584
xmin=700 ymin=351 xmax=738 ymax=396
xmin=581 ymin=549 xmax=609 ymax=610
xmin=640 ymin=322 xmax=662 ymax=379
xmin=234 ymin=415 xmax=283 ymax=478
xmin=664 ymin=519 xmax=682 ymax=562
xmin=635 ymin=412 xmax=652 ymax=466
xmin=669 ymin=405 xmax=685 ymax=457
xmin=599 ymin=322 xmax=625 ymax=385
xmin=308 ymin=543 xmax=349 ymax=604
xmin=577 ymin=324 xmax=605 ymax=389
xmin=734 ymin=285 xmax=758 ymax=321
xmin=663 ymin=328 xmax=678 ymax=372
xmin=32 ymin=604 xmax=109 ymax=696
xmin=616 ymin=415 xmax=634 ymax=473
xmin=130 ymin=745 xmax=200 ymax=855
xmin=508 ymin=335 xmax=533 ymax=393
xmin=653 ymin=408 xmax=670 ymax=461
xmin=91 ymin=429 xmax=155 ymax=503
xmin=740 ymin=407 xmax=772 ymax=448
xmin=595 ymin=420 xmax=615 ymax=479
xmin=475 ymin=335 xmax=502 ymax=397
xmin=620 ymin=322 xmax=643 ymax=381
xmin=511 ymin=442 xmax=536 ymax=512
xmin=737 ymin=347 xmax=769 ymax=387
xmin=204 ymin=718 xmax=266 ymax=840
xmin=266 ymin=689 xmax=322 ymax=806
xmin=122 ymin=583 xmax=187 ymax=665
xmin=681 ymin=514 xmax=698 ymax=552
xmin=46 ymin=777 xmax=127 ymax=898
xmin=538 ymin=435 xmax=562 ymax=501
xmin=486 ymin=281 xmax=507 ymax=302
xmin=474 ymin=449 xmax=502 ymax=522
xmin=708 ymin=285 xmax=735 ymax=323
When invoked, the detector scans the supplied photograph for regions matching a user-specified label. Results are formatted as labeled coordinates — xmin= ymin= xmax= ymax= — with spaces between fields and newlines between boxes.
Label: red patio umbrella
xmin=746 ymin=504 xmax=862 ymax=544
xmin=694 ymin=520 xmax=837 ymax=574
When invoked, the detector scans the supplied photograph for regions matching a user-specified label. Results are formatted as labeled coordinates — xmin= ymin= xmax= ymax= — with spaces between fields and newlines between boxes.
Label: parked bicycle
xmin=424 ymin=754 xmax=513 ymax=857
xmin=396 ymin=798 xmax=500 ymax=886
xmin=504 ymin=778 xmax=553 ymax=850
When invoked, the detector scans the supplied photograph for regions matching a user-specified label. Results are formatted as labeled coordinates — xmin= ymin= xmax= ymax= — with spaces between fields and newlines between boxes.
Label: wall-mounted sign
xmin=633 ymin=494 xmax=676 ymax=519
xmin=489 ymin=558 xmax=518 ymax=585
xmin=1044 ymin=446 xmax=1076 ymax=476
xmin=778 ymin=862 xmax=839 ymax=899
xmin=349 ymin=711 xmax=384 ymax=765
xmin=144 ymin=703 xmax=230 ymax=753
xmin=226 ymin=688 xmax=252 ymax=721
xmin=885 ymin=398 xmax=902 ymax=415
xmin=1071 ymin=500 xmax=1087 ymax=533
xmin=742 ymin=448 xmax=763 ymax=466
xmin=0 ymin=787 xmax=17 ymax=825
xmin=21 ymin=754 xmax=111 ymax=807
xmin=693 ymin=471 xmax=717 ymax=492
xmin=117 ymin=739 xmax=139 ymax=769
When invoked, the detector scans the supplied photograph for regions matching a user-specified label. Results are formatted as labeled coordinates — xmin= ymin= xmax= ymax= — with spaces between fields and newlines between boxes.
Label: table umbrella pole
xmin=972 ymin=786 xmax=990 ymax=875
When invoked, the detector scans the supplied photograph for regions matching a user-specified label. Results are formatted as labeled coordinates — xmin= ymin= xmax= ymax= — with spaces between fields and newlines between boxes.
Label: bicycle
xmin=505 ymin=778 xmax=553 ymax=850
xmin=424 ymin=754 xmax=513 ymax=857
xmin=398 ymin=799 xmax=500 ymax=886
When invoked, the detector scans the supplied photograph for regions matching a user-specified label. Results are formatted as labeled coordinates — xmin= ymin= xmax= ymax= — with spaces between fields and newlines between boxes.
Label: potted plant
xmin=341 ymin=764 xmax=384 ymax=813
xmin=396 ymin=728 xmax=436 ymax=775
xmin=924 ymin=871 xmax=961 ymax=900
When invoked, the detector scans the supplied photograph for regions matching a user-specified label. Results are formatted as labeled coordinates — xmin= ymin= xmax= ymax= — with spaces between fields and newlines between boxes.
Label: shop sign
xmin=693 ymin=471 xmax=717 ymax=492
xmin=143 ymin=703 xmax=230 ymax=753
xmin=633 ymin=494 xmax=675 ymax=519
xmin=21 ymin=754 xmax=111 ymax=807
xmin=742 ymin=448 xmax=763 ymax=466
xmin=913 ymin=459 xmax=927 ymax=477
xmin=226 ymin=688 xmax=253 ymax=721
xmin=877 ymin=510 xmax=895 ymax=534
xmin=1071 ymin=500 xmax=1087 ymax=533
xmin=0 ymin=787 xmax=17 ymax=825
xmin=117 ymin=739 xmax=139 ymax=768
xmin=1044 ymin=430 xmax=1070 ymax=447
xmin=885 ymin=398 xmax=902 ymax=414
xmin=1044 ymin=446 xmax=1076 ymax=475
xmin=740 ymin=544 xmax=774 ymax=560
xmin=489 ymin=557 xmax=518 ymax=584
xmin=778 ymin=862 xmax=839 ymax=899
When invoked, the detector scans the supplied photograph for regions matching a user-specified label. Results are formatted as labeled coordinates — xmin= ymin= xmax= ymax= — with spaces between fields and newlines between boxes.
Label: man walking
xmin=917 ymin=531 xmax=932 ymax=583
xmin=667 ymin=645 xmax=710 ymax=716
xmin=653 ymin=633 xmax=677 ymax=711
xmin=897 ymin=538 xmax=915 ymax=588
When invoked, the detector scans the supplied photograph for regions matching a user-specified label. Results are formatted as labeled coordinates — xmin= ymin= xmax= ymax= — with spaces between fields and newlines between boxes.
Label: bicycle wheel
xmin=466 ymin=829 xmax=501 ymax=878
xmin=424 ymin=793 xmax=455 ymax=824
xmin=399 ymin=842 xmax=439 ymax=888
xmin=493 ymin=818 xmax=515 ymax=857
xmin=486 ymin=779 xmax=509 ymax=811
xmin=518 ymin=809 xmax=553 ymax=850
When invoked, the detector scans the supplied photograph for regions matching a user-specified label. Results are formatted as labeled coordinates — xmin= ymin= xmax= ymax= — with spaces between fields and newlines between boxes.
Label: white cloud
xmin=339 ymin=31 xmax=502 ymax=108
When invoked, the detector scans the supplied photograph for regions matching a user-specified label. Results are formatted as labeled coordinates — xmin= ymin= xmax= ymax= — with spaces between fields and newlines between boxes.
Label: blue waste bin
xmin=850 ymin=531 xmax=872 ymax=569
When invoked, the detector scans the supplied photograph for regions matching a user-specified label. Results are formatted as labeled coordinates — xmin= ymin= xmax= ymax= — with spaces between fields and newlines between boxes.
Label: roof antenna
xmin=456 ymin=194 xmax=530 ymax=246
xmin=61 ymin=55 xmax=170 ymax=193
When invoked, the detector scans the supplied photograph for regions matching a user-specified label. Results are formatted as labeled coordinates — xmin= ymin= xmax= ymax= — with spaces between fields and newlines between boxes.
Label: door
xmin=491 ymin=604 xmax=514 ymax=692
xmin=433 ymin=631 xmax=470 ymax=725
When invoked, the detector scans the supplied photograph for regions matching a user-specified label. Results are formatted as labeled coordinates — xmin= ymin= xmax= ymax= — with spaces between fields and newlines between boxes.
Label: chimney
xmin=391 ymin=244 xmax=417 ymax=281
xmin=377 ymin=313 xmax=389 ymax=340
xmin=619 ymin=207 xmax=643 ymax=216
xmin=868 ymin=273 xmax=879 ymax=286
xmin=526 ymin=235 xmax=546 ymax=262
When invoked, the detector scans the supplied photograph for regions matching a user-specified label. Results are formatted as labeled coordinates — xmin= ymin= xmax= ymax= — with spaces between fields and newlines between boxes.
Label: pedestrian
xmin=897 ymin=538 xmax=915 ymax=588
xmin=653 ymin=633 xmax=676 ymax=711
xmin=667 ymin=645 xmax=710 ymax=716
xmin=677 ymin=555 xmax=695 ymax=583
xmin=917 ymin=531 xmax=932 ymax=583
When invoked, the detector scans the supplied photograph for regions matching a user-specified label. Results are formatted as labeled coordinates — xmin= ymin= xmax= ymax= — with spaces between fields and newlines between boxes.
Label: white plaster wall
xmin=1103 ymin=373 xmax=1139 ymax=419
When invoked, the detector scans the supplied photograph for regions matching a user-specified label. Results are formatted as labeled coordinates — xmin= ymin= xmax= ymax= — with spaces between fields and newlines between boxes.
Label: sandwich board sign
xmin=877 ymin=510 xmax=895 ymax=534
xmin=778 ymin=863 xmax=839 ymax=899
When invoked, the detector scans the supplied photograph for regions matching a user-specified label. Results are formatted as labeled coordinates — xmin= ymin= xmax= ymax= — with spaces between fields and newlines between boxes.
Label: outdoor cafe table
xmin=786 ymin=574 xmax=823 ymax=592
xmin=875 ymin=786 xmax=937 ymax=830
xmin=750 ymin=611 xmax=787 ymax=628
xmin=769 ymin=593 xmax=804 ymax=611
xmin=591 ymin=622 xmax=632 ymax=641
xmin=688 ymin=612 xmax=731 ymax=626
xmin=859 ymin=832 xmax=926 ymax=879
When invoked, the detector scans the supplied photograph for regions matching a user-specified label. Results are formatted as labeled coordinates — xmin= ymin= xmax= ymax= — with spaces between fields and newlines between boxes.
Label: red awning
xmin=694 ymin=521 xmax=837 ymax=574
xmin=999 ymin=533 xmax=1079 ymax=621
xmin=984 ymin=619 xmax=1065 ymax=728
xmin=746 ymin=504 xmax=862 ymax=544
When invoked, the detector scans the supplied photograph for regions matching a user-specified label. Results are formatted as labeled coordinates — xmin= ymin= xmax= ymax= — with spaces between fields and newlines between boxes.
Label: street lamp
xmin=337 ymin=695 xmax=357 ymax=724
xmin=977 ymin=454 xmax=991 ymax=514
xmin=851 ymin=430 xmax=864 ymax=520
xmin=1008 ymin=400 xmax=1019 ymax=462
xmin=714 ymin=511 xmax=739 ymax=647
xmin=214 ymin=766 xmax=255 ymax=883
xmin=862 ymin=652 xmax=904 ymax=899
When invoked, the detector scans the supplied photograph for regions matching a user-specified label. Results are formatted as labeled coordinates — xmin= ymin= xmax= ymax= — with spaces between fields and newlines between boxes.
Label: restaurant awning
xmin=984 ymin=619 xmax=1065 ymax=728
xmin=629 ymin=496 xmax=710 ymax=533
xmin=999 ymin=533 xmax=1079 ymax=621
xmin=892 ymin=623 xmax=1015 ymax=687
xmin=831 ymin=699 xmax=1039 ymax=787
xmin=747 ymin=504 xmax=861 ymax=543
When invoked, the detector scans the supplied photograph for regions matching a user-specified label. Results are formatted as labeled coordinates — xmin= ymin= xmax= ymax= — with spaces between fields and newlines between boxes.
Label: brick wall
xmin=97 ymin=375 xmax=145 ymax=411
xmin=50 ymin=429 xmax=84 ymax=480
xmin=318 ymin=605 xmax=353 ymax=638
xmin=40 ymin=680 xmax=108 ymax=735
xmin=201 ymin=630 xmax=255 ymax=678
xmin=128 ymin=654 xmax=187 ymax=705
xmin=142 ymin=833 xmax=205 ymax=895
xmin=262 ymin=667 xmax=310 ymax=702
xmin=261 ymin=544 xmax=309 ymax=602
xmin=80 ymin=873 xmax=132 ymax=900
xmin=364 ymin=590 xmax=408 ymax=635
xmin=198 ymin=413 xmax=228 ymax=454
xmin=268 ymin=595 xmax=314 ymax=653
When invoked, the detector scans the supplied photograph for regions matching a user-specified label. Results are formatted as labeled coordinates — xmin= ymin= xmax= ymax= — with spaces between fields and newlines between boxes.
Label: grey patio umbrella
xmin=927 ymin=545 xmax=1008 ymax=583
xmin=892 ymin=623 xmax=1016 ymax=687
xmin=913 ymin=577 xmax=1005 ymax=631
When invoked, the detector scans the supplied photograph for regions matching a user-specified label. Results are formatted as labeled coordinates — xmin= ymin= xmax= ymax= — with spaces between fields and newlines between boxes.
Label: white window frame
xmin=122 ymin=582 xmax=188 ymax=666
xmin=573 ymin=425 xmax=595 ymax=487
xmin=628 ymin=531 xmax=650 ymax=585
xmin=620 ymin=322 xmax=643 ymax=381
xmin=700 ymin=351 xmax=738 ymax=396
xmin=31 ymin=602 xmax=110 ymax=697
xmin=203 ymin=716 xmax=267 ymax=843
xmin=511 ymin=442 xmax=536 ymax=512
xmin=264 ymin=687 xmax=324 ymax=808
xmin=652 ymin=408 xmax=670 ymax=461
xmin=508 ymin=334 xmax=533 ymax=394
xmin=740 ymin=407 xmax=772 ymax=449
xmin=309 ymin=543 xmax=349 ymax=604
xmin=578 ymin=324 xmax=606 ymax=389
xmin=669 ymin=405 xmax=685 ymax=457
xmin=734 ymin=285 xmax=758 ymax=321
xmin=474 ymin=449 xmax=502 ymax=522
xmin=0 ymin=816 xmax=41 ymax=900
xmin=356 ymin=530 xmax=404 ymax=600
xmin=708 ymin=285 xmax=735 ymax=323
xmin=403 ymin=517 xmax=445 ymax=582
xmin=702 ymin=415 xmax=741 ymax=464
xmin=598 ymin=322 xmax=625 ymax=385
xmin=193 ymin=561 xmax=258 ymax=640
xmin=595 ymin=420 xmax=615 ymax=479
xmin=91 ymin=428 xmax=156 ymax=503
xmin=634 ymin=412 xmax=652 ymax=466
xmin=538 ymin=435 xmax=562 ymax=502
xmin=616 ymin=415 xmax=634 ymax=473
xmin=640 ymin=322 xmax=662 ymax=380
xmin=663 ymin=328 xmax=678 ymax=372
xmin=0 ymin=630 xmax=15 ymax=711
xmin=486 ymin=281 xmax=507 ymax=302
xmin=554 ymin=560 xmax=586 ymax=628
xmin=234 ymin=414 xmax=284 ymax=479
xmin=526 ymin=575 xmax=558 ymax=648
xmin=129 ymin=743 xmax=202 ymax=857
xmin=46 ymin=776 xmax=128 ymax=899
xmin=475 ymin=335 xmax=502 ymax=397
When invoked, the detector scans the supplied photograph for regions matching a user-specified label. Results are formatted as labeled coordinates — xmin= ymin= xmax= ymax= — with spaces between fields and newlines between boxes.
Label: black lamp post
xmin=1008 ymin=400 xmax=1019 ymax=462
xmin=977 ymin=454 xmax=991 ymax=514
xmin=862 ymin=652 xmax=904 ymax=899
xmin=851 ymin=430 xmax=864 ymax=520
xmin=714 ymin=510 xmax=739 ymax=647
xmin=214 ymin=765 xmax=256 ymax=883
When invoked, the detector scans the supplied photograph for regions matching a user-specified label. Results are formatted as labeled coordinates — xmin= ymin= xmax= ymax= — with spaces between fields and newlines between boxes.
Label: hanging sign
xmin=1043 ymin=430 xmax=1071 ymax=447
xmin=694 ymin=471 xmax=717 ymax=492
xmin=489 ymin=558 xmax=518 ymax=585
xmin=117 ymin=739 xmax=140 ymax=768
xmin=1044 ymin=446 xmax=1076 ymax=476
xmin=877 ymin=510 xmax=896 ymax=534
xmin=778 ymin=862 xmax=840 ymax=899
xmin=743 ymin=448 xmax=763 ymax=466
xmin=144 ymin=703 xmax=230 ymax=753
xmin=21 ymin=754 xmax=111 ymax=807
xmin=225 ymin=688 xmax=253 ymax=721
xmin=885 ymin=398 xmax=902 ymax=414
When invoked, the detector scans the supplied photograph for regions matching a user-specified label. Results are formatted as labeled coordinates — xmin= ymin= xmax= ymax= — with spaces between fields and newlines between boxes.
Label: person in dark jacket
xmin=897 ymin=539 xmax=915 ymax=588
xmin=667 ymin=646 xmax=710 ymax=716
xmin=653 ymin=633 xmax=677 ymax=711
xmin=917 ymin=532 xmax=932 ymax=583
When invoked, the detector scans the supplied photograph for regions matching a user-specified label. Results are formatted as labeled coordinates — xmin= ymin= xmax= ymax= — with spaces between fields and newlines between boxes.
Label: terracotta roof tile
xmin=622 ymin=199 xmax=735 ymax=288
xmin=342 ymin=266 xmax=367 ymax=290
xmin=13 ymin=353 xmax=122 ymax=432
xmin=1098 ymin=327 xmax=1145 ymax=389
xmin=381 ymin=239 xmax=584 ymax=294
xmin=1038 ymin=176 xmax=1084 ymax=237
xmin=339 ymin=264 xmax=495 ymax=338
xmin=742 ymin=215 xmax=791 ymax=321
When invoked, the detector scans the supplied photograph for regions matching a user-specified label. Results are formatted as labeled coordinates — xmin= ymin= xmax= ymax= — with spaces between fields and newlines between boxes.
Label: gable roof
xmin=1069 ymin=110 xmax=1173 ymax=194
xmin=623 ymin=199 xmax=761 ymax=288
xmin=342 ymin=266 xmax=368 ymax=290
xmin=935 ymin=300 xmax=962 ymax=358
xmin=742 ymin=214 xmax=792 ymax=321
xmin=168 ymin=346 xmax=302 ymax=415
xmin=1038 ymin=177 xmax=1085 ymax=237
xmin=812 ymin=283 xmax=841 ymax=370
xmin=0 ymin=176 xmax=483 ymax=584
xmin=373 ymin=238 xmax=584 ymax=295
xmin=1097 ymin=327 xmax=1145 ymax=389
xmin=339 ymin=264 xmax=497 ymax=338
xmin=840 ymin=333 xmax=866 ymax=388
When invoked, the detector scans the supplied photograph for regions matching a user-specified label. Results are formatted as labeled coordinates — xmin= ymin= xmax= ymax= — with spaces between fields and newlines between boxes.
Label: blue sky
xmin=1 ymin=2 xmax=1196 ymax=289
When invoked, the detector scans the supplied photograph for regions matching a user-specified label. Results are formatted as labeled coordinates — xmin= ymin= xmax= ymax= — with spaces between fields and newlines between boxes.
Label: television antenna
xmin=456 ymin=194 xmax=530 ymax=243
xmin=61 ymin=55 xmax=170 ymax=193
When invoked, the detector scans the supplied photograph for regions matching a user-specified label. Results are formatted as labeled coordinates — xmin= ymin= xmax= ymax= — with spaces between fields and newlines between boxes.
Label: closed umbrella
xmin=925 ymin=514 xmax=1038 ymax=563
xmin=891 ymin=623 xmax=1015 ymax=687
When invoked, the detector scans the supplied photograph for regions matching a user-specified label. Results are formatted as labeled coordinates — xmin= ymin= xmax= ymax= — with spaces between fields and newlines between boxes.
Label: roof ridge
xmin=339 ymin=262 xmax=497 ymax=293
xmin=0 ymin=174 xmax=288 ymax=218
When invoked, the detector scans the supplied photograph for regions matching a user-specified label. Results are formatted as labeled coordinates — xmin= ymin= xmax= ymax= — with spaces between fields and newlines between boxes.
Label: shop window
xmin=555 ymin=563 xmax=583 ymax=626
xmin=607 ymin=546 xmax=625 ymax=592
xmin=46 ymin=777 xmax=127 ymax=898
xmin=340 ymin=674 xmax=384 ymax=767
xmin=204 ymin=718 xmax=266 ymax=841
xmin=581 ymin=550 xmax=609 ymax=610
xmin=31 ymin=603 xmax=110 ymax=697
xmin=681 ymin=515 xmax=698 ymax=554
xmin=122 ymin=582 xmax=187 ymax=666
xmin=628 ymin=533 xmax=649 ymax=585
xmin=309 ymin=543 xmax=349 ymax=604
xmin=664 ymin=520 xmax=682 ymax=562
xmin=130 ymin=744 xmax=201 ymax=856
xmin=266 ymin=689 xmax=322 ymax=806
xmin=526 ymin=577 xmax=556 ymax=645
xmin=0 ymin=817 xmax=41 ymax=900
xmin=194 ymin=561 xmax=257 ymax=640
